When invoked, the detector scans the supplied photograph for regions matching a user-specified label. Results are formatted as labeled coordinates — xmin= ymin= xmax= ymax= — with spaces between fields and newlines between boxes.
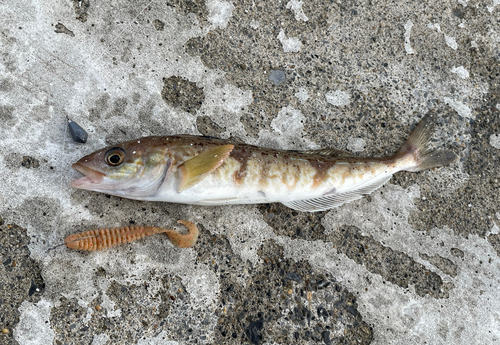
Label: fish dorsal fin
xmin=178 ymin=144 xmax=234 ymax=192
xmin=300 ymin=149 xmax=356 ymax=157
xmin=281 ymin=174 xmax=392 ymax=212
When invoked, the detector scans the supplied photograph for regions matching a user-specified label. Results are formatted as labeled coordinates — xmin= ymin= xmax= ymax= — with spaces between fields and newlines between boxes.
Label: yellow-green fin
xmin=177 ymin=144 xmax=234 ymax=192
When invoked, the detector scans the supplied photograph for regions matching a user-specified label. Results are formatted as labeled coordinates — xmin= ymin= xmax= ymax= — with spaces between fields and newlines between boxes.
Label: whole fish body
xmin=71 ymin=114 xmax=458 ymax=212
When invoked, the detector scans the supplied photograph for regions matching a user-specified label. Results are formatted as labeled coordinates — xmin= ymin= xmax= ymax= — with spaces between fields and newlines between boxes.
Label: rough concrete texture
xmin=0 ymin=0 xmax=499 ymax=344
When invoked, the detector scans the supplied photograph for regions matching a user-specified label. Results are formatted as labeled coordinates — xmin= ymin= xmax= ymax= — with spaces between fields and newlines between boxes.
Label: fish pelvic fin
xmin=178 ymin=144 xmax=234 ymax=192
xmin=399 ymin=112 xmax=459 ymax=172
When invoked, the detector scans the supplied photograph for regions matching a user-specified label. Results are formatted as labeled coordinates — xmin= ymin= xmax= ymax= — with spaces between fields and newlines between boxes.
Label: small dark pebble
xmin=245 ymin=318 xmax=264 ymax=345
xmin=28 ymin=280 xmax=38 ymax=296
xmin=322 ymin=330 xmax=332 ymax=344
xmin=347 ymin=305 xmax=358 ymax=317
xmin=28 ymin=280 xmax=45 ymax=296
xmin=317 ymin=280 xmax=331 ymax=289
xmin=452 ymin=9 xmax=463 ymax=18
xmin=285 ymin=272 xmax=302 ymax=283
xmin=153 ymin=19 xmax=165 ymax=31
xmin=68 ymin=118 xmax=88 ymax=143
xmin=22 ymin=156 xmax=40 ymax=169
xmin=450 ymin=248 xmax=465 ymax=258
xmin=54 ymin=23 xmax=75 ymax=37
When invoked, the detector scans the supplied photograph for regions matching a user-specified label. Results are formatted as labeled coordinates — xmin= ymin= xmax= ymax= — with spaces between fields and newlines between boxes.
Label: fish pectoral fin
xmin=177 ymin=144 xmax=234 ymax=192
xmin=281 ymin=174 xmax=392 ymax=212
xmin=299 ymin=148 xmax=356 ymax=157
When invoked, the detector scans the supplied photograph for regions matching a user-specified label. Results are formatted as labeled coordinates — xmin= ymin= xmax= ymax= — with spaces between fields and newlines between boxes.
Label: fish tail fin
xmin=399 ymin=113 xmax=459 ymax=172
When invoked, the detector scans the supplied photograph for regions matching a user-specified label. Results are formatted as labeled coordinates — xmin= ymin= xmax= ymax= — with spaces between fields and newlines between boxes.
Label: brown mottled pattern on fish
xmin=225 ymin=147 xmax=326 ymax=191
xmin=126 ymin=136 xmax=371 ymax=192
xmin=308 ymin=160 xmax=336 ymax=188
xmin=230 ymin=147 xmax=253 ymax=184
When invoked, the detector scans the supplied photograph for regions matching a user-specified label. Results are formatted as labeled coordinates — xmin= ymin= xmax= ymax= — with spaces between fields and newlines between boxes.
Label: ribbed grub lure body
xmin=64 ymin=220 xmax=198 ymax=251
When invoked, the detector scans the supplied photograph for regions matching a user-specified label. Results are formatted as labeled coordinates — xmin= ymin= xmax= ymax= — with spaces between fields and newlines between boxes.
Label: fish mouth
xmin=70 ymin=163 xmax=105 ymax=189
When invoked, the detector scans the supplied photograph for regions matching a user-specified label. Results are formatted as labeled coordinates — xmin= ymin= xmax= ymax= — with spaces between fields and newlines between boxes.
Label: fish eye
xmin=105 ymin=148 xmax=126 ymax=166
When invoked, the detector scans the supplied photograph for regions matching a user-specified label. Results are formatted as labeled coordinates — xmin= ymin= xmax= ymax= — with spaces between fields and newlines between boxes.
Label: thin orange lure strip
xmin=64 ymin=220 xmax=198 ymax=251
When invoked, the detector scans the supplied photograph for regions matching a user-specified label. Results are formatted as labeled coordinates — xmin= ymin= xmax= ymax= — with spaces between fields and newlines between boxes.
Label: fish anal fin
xmin=282 ymin=174 xmax=392 ymax=212
xmin=178 ymin=144 xmax=234 ymax=192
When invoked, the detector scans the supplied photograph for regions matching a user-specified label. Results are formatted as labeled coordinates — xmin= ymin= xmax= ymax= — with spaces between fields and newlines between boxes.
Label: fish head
xmin=71 ymin=138 xmax=170 ymax=198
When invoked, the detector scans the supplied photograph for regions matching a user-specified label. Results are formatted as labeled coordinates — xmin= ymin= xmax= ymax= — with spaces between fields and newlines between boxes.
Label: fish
xmin=71 ymin=113 xmax=459 ymax=212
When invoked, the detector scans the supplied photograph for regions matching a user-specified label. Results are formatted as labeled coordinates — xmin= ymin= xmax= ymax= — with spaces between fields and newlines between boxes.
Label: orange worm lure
xmin=63 ymin=220 xmax=198 ymax=251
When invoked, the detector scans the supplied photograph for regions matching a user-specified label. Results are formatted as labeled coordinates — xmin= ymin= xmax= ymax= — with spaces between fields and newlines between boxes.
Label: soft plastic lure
xmin=63 ymin=220 xmax=198 ymax=251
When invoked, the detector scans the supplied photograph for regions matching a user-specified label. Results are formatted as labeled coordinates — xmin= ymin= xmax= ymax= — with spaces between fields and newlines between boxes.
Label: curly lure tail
xmin=64 ymin=220 xmax=198 ymax=251
xmin=164 ymin=220 xmax=199 ymax=248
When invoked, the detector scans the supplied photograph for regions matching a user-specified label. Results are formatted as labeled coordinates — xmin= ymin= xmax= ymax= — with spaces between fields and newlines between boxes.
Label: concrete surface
xmin=0 ymin=0 xmax=499 ymax=344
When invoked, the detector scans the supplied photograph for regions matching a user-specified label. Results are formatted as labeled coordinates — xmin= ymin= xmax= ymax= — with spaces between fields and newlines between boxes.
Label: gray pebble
xmin=269 ymin=70 xmax=286 ymax=86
